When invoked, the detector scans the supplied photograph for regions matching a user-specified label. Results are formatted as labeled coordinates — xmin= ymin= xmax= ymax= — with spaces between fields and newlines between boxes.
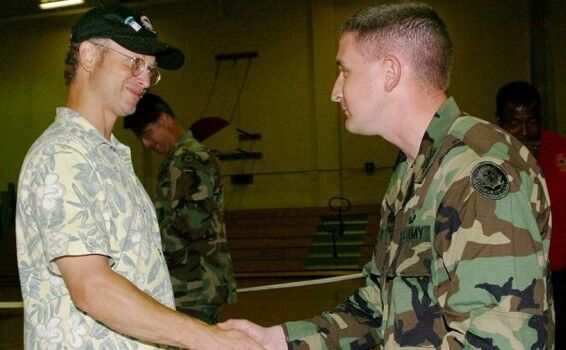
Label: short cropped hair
xmin=64 ymin=39 xmax=108 ymax=86
xmin=123 ymin=93 xmax=176 ymax=136
xmin=342 ymin=2 xmax=453 ymax=91
xmin=64 ymin=42 xmax=81 ymax=86
xmin=496 ymin=81 xmax=541 ymax=121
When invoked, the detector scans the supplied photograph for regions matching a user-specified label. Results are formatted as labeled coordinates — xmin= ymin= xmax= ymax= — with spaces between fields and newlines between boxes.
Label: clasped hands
xmin=215 ymin=319 xmax=287 ymax=350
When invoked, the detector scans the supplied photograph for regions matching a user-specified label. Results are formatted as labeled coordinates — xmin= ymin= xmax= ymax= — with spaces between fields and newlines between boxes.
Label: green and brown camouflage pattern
xmin=155 ymin=130 xmax=236 ymax=324
xmin=283 ymin=98 xmax=554 ymax=349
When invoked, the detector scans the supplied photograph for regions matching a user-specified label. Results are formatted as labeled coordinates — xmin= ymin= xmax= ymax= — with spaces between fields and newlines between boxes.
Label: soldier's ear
xmin=156 ymin=112 xmax=170 ymax=125
xmin=383 ymin=54 xmax=401 ymax=92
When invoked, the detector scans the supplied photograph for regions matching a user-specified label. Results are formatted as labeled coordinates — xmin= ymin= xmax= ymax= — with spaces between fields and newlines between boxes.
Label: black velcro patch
xmin=470 ymin=161 xmax=510 ymax=200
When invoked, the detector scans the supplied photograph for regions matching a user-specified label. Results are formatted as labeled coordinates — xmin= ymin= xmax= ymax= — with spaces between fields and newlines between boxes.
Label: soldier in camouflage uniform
xmin=124 ymin=93 xmax=237 ymax=324
xmin=220 ymin=3 xmax=554 ymax=349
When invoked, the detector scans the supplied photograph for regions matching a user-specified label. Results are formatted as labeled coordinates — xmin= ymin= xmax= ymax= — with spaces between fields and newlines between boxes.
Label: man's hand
xmin=217 ymin=319 xmax=286 ymax=350
xmin=208 ymin=326 xmax=264 ymax=350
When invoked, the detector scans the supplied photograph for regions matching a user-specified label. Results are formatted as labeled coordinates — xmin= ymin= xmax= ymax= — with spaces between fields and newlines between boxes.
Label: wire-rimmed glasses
xmin=92 ymin=42 xmax=161 ymax=86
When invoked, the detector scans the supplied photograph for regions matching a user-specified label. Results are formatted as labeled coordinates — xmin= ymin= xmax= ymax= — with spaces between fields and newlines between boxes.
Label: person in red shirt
xmin=497 ymin=80 xmax=566 ymax=346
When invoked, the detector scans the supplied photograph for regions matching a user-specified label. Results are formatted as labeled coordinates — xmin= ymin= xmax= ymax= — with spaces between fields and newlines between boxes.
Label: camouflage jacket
xmin=155 ymin=130 xmax=236 ymax=309
xmin=284 ymin=98 xmax=554 ymax=349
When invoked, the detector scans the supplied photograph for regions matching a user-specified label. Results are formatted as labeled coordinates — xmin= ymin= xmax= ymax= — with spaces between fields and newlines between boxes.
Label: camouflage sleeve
xmin=159 ymin=152 xmax=217 ymax=259
xmin=283 ymin=262 xmax=384 ymax=349
xmin=434 ymin=158 xmax=552 ymax=349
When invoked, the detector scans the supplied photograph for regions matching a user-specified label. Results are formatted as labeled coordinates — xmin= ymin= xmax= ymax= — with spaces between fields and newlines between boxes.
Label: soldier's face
xmin=500 ymin=102 xmax=541 ymax=154
xmin=140 ymin=117 xmax=174 ymax=154
xmin=331 ymin=32 xmax=388 ymax=136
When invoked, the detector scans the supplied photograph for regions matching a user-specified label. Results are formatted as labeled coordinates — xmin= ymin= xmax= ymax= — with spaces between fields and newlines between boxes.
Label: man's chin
xmin=345 ymin=119 xmax=374 ymax=136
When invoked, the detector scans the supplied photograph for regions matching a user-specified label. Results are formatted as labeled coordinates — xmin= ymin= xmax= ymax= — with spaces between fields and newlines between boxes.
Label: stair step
xmin=316 ymin=229 xmax=367 ymax=235
xmin=313 ymin=236 xmax=364 ymax=245
xmin=320 ymin=220 xmax=368 ymax=225
xmin=304 ymin=264 xmax=360 ymax=270
xmin=310 ymin=245 xmax=363 ymax=255
xmin=312 ymin=241 xmax=365 ymax=247
xmin=318 ymin=224 xmax=367 ymax=231
xmin=308 ymin=253 xmax=361 ymax=258
xmin=320 ymin=214 xmax=369 ymax=221
xmin=306 ymin=256 xmax=360 ymax=265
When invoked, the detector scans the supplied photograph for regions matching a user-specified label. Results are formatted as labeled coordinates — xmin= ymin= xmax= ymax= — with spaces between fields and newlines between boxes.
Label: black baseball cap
xmin=71 ymin=2 xmax=184 ymax=70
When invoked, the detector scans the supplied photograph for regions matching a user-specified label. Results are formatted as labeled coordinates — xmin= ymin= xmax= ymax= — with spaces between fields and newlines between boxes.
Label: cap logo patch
xmin=124 ymin=16 xmax=142 ymax=32
xmin=470 ymin=161 xmax=510 ymax=200
xmin=140 ymin=16 xmax=156 ymax=33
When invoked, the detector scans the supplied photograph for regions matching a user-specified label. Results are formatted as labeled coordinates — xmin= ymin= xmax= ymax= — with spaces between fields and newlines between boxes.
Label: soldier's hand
xmin=217 ymin=319 xmax=286 ymax=350
xmin=208 ymin=325 xmax=263 ymax=350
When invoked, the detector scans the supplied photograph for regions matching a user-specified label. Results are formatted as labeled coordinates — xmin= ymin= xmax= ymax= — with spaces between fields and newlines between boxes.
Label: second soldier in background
xmin=125 ymin=93 xmax=236 ymax=324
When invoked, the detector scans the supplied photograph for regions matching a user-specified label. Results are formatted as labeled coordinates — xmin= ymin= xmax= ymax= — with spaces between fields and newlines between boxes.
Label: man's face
xmin=500 ymin=102 xmax=541 ymax=153
xmin=140 ymin=115 xmax=175 ymax=154
xmin=89 ymin=40 xmax=155 ymax=118
xmin=331 ymin=32 xmax=387 ymax=136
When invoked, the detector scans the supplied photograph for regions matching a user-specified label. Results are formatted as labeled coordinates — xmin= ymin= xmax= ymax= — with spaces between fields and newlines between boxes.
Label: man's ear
xmin=157 ymin=112 xmax=172 ymax=126
xmin=383 ymin=54 xmax=401 ymax=92
xmin=78 ymin=41 xmax=100 ymax=73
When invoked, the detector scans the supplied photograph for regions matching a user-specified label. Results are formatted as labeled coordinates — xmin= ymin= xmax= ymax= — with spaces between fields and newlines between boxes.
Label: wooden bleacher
xmin=225 ymin=206 xmax=379 ymax=276
xmin=0 ymin=205 xmax=381 ymax=282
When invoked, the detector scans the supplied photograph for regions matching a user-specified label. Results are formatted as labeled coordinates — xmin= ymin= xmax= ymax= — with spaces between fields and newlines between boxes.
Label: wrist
xmin=267 ymin=325 xmax=287 ymax=350
xmin=178 ymin=317 xmax=213 ymax=350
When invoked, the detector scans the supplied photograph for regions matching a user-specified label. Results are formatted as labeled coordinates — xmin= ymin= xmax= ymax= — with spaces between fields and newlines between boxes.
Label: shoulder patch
xmin=470 ymin=161 xmax=509 ymax=200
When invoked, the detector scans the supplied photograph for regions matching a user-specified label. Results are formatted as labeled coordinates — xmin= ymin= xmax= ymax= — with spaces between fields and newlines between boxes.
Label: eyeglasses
xmin=92 ymin=42 xmax=161 ymax=86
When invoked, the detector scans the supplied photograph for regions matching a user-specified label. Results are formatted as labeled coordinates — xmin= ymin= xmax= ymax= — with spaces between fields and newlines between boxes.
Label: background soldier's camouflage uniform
xmin=155 ymin=130 xmax=236 ymax=324
xmin=283 ymin=98 xmax=554 ymax=349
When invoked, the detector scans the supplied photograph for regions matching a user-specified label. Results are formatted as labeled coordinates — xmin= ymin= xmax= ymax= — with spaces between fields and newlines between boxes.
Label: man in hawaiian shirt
xmin=15 ymin=3 xmax=259 ymax=349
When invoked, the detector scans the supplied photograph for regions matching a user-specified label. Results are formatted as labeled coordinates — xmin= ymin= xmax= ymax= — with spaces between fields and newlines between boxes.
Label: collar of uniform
xmin=163 ymin=129 xmax=197 ymax=160
xmin=413 ymin=97 xmax=462 ymax=183
xmin=165 ymin=129 xmax=211 ymax=165
xmin=174 ymin=129 xmax=207 ymax=153
xmin=177 ymin=129 xmax=196 ymax=145
xmin=55 ymin=107 xmax=132 ymax=161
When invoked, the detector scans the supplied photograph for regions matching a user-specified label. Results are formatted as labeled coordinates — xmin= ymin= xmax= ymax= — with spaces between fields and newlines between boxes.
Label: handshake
xmin=213 ymin=319 xmax=286 ymax=350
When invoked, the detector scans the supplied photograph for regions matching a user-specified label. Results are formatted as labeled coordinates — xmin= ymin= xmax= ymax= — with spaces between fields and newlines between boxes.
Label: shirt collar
xmin=176 ymin=129 xmax=196 ymax=145
xmin=55 ymin=107 xmax=132 ymax=161
xmin=410 ymin=97 xmax=463 ymax=182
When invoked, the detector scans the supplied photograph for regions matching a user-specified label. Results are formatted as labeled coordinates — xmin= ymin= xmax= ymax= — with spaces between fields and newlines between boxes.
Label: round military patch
xmin=470 ymin=161 xmax=510 ymax=200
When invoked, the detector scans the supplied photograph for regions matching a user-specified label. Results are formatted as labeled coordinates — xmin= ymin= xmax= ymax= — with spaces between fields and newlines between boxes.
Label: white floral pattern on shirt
xmin=16 ymin=107 xmax=174 ymax=349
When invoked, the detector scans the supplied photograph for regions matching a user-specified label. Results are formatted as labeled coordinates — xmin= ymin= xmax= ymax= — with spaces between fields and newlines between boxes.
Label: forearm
xmin=82 ymin=269 xmax=211 ymax=348
xmin=57 ymin=255 xmax=212 ymax=349
xmin=283 ymin=273 xmax=383 ymax=349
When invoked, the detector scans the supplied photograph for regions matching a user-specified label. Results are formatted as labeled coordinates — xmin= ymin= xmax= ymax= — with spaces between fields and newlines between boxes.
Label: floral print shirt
xmin=16 ymin=107 xmax=174 ymax=349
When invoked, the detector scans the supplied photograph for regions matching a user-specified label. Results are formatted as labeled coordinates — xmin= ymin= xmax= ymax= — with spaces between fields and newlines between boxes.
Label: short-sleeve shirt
xmin=16 ymin=107 xmax=175 ymax=349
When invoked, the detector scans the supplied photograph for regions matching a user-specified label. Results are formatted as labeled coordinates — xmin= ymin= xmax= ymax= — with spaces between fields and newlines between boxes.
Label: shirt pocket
xmin=389 ymin=225 xmax=433 ymax=277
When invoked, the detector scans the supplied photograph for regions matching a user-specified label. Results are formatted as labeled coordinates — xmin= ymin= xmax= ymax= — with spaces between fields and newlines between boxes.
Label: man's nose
xmin=141 ymin=138 xmax=152 ymax=148
xmin=331 ymin=76 xmax=343 ymax=103
xmin=136 ymin=69 xmax=151 ymax=89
